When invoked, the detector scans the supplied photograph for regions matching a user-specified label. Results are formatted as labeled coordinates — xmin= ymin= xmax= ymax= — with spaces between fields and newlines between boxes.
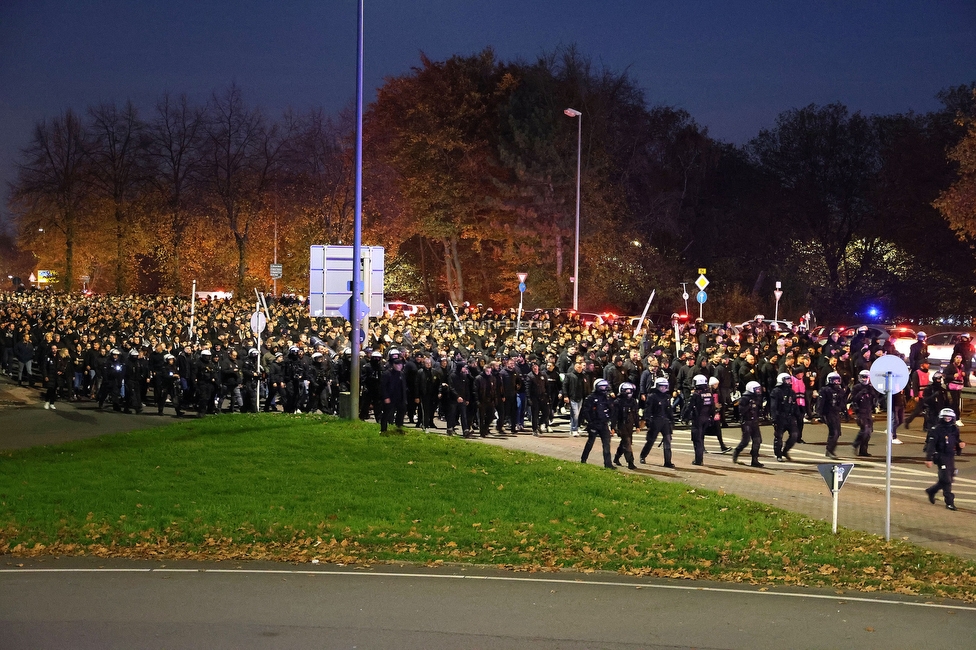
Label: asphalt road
xmin=2 ymin=558 xmax=975 ymax=650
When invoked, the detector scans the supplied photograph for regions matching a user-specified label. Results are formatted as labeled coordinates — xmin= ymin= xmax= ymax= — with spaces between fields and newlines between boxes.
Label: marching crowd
xmin=0 ymin=291 xmax=966 ymax=508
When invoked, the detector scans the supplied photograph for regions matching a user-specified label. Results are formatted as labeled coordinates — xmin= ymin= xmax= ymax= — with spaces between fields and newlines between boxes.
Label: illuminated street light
xmin=564 ymin=107 xmax=582 ymax=311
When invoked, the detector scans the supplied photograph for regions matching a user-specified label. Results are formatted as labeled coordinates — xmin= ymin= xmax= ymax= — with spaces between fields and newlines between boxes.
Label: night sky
xmin=1 ymin=0 xmax=975 ymax=224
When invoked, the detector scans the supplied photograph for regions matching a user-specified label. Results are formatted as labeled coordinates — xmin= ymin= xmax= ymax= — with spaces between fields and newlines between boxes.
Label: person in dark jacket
xmin=474 ymin=362 xmax=498 ymax=437
xmin=380 ymin=350 xmax=408 ymax=433
xmin=818 ymin=372 xmax=846 ymax=459
xmin=924 ymin=408 xmax=966 ymax=510
xmin=414 ymin=355 xmax=439 ymax=430
xmin=640 ymin=376 xmax=675 ymax=468
xmin=733 ymin=380 xmax=764 ymax=467
xmin=769 ymin=372 xmax=798 ymax=462
xmin=445 ymin=363 xmax=472 ymax=436
xmin=611 ymin=382 xmax=639 ymax=469
xmin=41 ymin=344 xmax=61 ymax=410
xmin=157 ymin=354 xmax=184 ymax=417
xmin=98 ymin=348 xmax=126 ymax=411
xmin=13 ymin=335 xmax=34 ymax=386
xmin=195 ymin=349 xmax=218 ymax=416
xmin=849 ymin=369 xmax=877 ymax=456
xmin=562 ymin=360 xmax=586 ymax=436
xmin=682 ymin=374 xmax=717 ymax=466
xmin=526 ymin=361 xmax=550 ymax=435
xmin=579 ymin=379 xmax=614 ymax=469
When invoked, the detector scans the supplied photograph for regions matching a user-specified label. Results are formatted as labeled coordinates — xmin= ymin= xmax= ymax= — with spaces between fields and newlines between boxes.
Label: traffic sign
xmin=869 ymin=355 xmax=909 ymax=393
xmin=517 ymin=272 xmax=528 ymax=283
xmin=338 ymin=296 xmax=370 ymax=322
xmin=28 ymin=272 xmax=36 ymax=283
xmin=682 ymin=292 xmax=689 ymax=301
xmin=698 ymin=268 xmax=707 ymax=275
xmin=518 ymin=282 xmax=526 ymax=293
xmin=818 ymin=463 xmax=854 ymax=492
xmin=270 ymin=263 xmax=283 ymax=279
xmin=249 ymin=311 xmax=267 ymax=334
xmin=696 ymin=290 xmax=707 ymax=304
xmin=773 ymin=289 xmax=783 ymax=300
xmin=695 ymin=274 xmax=709 ymax=291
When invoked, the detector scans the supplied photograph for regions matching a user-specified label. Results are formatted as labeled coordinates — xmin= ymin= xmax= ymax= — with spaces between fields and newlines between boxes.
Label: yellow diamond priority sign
xmin=695 ymin=274 xmax=709 ymax=291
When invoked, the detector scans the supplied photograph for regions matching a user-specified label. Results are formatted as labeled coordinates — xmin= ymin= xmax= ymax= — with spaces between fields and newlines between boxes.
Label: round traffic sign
xmin=682 ymin=292 xmax=689 ymax=301
xmin=696 ymin=290 xmax=707 ymax=304
xmin=518 ymin=282 xmax=526 ymax=293
xmin=249 ymin=311 xmax=267 ymax=334
xmin=869 ymin=355 xmax=909 ymax=393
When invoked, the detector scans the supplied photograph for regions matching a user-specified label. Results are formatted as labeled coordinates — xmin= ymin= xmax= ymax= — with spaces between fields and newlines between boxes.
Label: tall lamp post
xmin=564 ymin=108 xmax=582 ymax=312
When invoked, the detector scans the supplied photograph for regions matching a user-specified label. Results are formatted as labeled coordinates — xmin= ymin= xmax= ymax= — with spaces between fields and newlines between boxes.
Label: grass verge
xmin=1 ymin=414 xmax=974 ymax=600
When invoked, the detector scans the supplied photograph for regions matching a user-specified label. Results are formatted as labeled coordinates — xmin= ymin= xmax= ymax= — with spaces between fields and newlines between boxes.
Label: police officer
xmin=769 ymin=372 xmax=798 ymax=462
xmin=611 ymin=382 xmax=639 ymax=469
xmin=924 ymin=408 xmax=966 ymax=510
xmin=733 ymin=381 xmax=764 ymax=467
xmin=195 ymin=349 xmax=217 ymax=416
xmin=640 ymin=377 xmax=675 ymax=468
xmin=850 ymin=369 xmax=877 ymax=457
xmin=241 ymin=348 xmax=260 ymax=412
xmin=99 ymin=349 xmax=126 ymax=411
xmin=579 ymin=379 xmax=614 ymax=469
xmin=683 ymin=374 xmax=717 ymax=466
xmin=380 ymin=350 xmax=408 ymax=433
xmin=819 ymin=371 xmax=846 ymax=459
xmin=157 ymin=353 xmax=183 ymax=417
xmin=473 ymin=361 xmax=498 ymax=438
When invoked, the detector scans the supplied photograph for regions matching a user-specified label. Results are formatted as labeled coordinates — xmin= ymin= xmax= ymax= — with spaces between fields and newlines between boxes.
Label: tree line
xmin=6 ymin=46 xmax=976 ymax=320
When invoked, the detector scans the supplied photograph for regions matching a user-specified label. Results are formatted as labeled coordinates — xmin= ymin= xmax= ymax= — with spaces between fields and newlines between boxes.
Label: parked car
xmin=384 ymin=301 xmax=423 ymax=318
xmin=924 ymin=331 xmax=974 ymax=368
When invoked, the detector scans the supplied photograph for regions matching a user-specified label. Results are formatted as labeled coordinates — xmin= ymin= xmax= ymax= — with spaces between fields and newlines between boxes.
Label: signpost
xmin=516 ymin=272 xmax=527 ymax=339
xmin=680 ymin=283 xmax=689 ymax=315
xmin=817 ymin=463 xmax=854 ymax=534
xmin=270 ymin=263 xmax=282 ymax=279
xmin=695 ymin=271 xmax=708 ymax=320
xmin=773 ymin=281 xmax=783 ymax=321
xmin=869 ymin=355 xmax=910 ymax=541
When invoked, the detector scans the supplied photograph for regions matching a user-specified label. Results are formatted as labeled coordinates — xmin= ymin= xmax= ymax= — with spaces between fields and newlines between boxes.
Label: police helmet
xmin=858 ymin=369 xmax=870 ymax=382
xmin=917 ymin=331 xmax=927 ymax=340
xmin=389 ymin=350 xmax=403 ymax=363
xmin=201 ymin=349 xmax=212 ymax=356
xmin=933 ymin=370 xmax=944 ymax=381
xmin=708 ymin=376 xmax=719 ymax=388
xmin=129 ymin=348 xmax=139 ymax=357
xmin=746 ymin=380 xmax=762 ymax=394
xmin=311 ymin=352 xmax=323 ymax=359
xmin=777 ymin=372 xmax=791 ymax=385
xmin=619 ymin=382 xmax=635 ymax=396
xmin=370 ymin=350 xmax=383 ymax=359
xmin=110 ymin=348 xmax=120 ymax=355
xmin=595 ymin=379 xmax=610 ymax=393
xmin=248 ymin=348 xmax=258 ymax=356
xmin=342 ymin=347 xmax=351 ymax=355
xmin=163 ymin=353 xmax=175 ymax=361
xmin=939 ymin=408 xmax=956 ymax=421
xmin=693 ymin=374 xmax=708 ymax=387
xmin=827 ymin=372 xmax=841 ymax=384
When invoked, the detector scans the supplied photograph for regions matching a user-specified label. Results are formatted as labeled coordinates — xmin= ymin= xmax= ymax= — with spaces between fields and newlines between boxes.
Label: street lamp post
xmin=564 ymin=108 xmax=582 ymax=312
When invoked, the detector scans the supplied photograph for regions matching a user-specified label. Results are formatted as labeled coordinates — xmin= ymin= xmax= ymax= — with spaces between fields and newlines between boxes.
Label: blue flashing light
xmin=868 ymin=307 xmax=879 ymax=318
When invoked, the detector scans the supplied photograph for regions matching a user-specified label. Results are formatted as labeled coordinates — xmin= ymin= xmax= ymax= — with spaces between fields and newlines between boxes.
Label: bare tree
xmin=9 ymin=110 xmax=89 ymax=291
xmin=202 ymin=85 xmax=282 ymax=293
xmin=87 ymin=100 xmax=150 ymax=293
xmin=148 ymin=93 xmax=204 ymax=293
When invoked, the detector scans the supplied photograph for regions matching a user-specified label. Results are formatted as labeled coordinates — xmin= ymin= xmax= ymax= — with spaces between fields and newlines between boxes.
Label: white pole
xmin=634 ymin=289 xmax=655 ymax=337
xmin=674 ymin=321 xmax=680 ymax=360
xmin=255 ymin=290 xmax=262 ymax=414
xmin=516 ymin=291 xmax=524 ymax=340
xmin=885 ymin=371 xmax=893 ymax=542
xmin=832 ymin=466 xmax=839 ymax=534
xmin=699 ymin=296 xmax=703 ymax=322
xmin=189 ymin=279 xmax=197 ymax=342
xmin=774 ymin=297 xmax=780 ymax=322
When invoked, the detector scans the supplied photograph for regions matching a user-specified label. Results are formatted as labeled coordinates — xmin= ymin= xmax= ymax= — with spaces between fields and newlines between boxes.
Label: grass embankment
xmin=1 ymin=415 xmax=974 ymax=599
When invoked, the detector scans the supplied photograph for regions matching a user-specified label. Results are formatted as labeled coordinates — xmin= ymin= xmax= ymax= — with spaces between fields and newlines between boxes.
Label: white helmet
xmin=859 ymin=369 xmax=870 ymax=382
xmin=827 ymin=372 xmax=841 ymax=384
xmin=595 ymin=379 xmax=610 ymax=393
xmin=939 ymin=408 xmax=956 ymax=420
xmin=746 ymin=381 xmax=762 ymax=394
xmin=655 ymin=377 xmax=669 ymax=391
xmin=201 ymin=349 xmax=212 ymax=356
xmin=619 ymin=382 xmax=636 ymax=396
xmin=917 ymin=331 xmax=927 ymax=340
xmin=777 ymin=372 xmax=791 ymax=385
xmin=708 ymin=376 xmax=719 ymax=388
xmin=693 ymin=374 xmax=708 ymax=387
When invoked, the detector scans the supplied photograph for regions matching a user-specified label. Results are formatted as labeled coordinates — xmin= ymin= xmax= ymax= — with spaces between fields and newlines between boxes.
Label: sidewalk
xmin=471 ymin=420 xmax=976 ymax=562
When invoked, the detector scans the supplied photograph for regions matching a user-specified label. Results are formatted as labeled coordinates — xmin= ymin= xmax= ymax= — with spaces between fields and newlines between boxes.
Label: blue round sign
xmin=518 ymin=282 xmax=526 ymax=293
xmin=696 ymin=290 xmax=707 ymax=304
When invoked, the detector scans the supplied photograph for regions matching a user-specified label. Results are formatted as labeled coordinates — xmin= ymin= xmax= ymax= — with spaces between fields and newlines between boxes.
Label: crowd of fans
xmin=0 ymin=290 xmax=966 ymax=467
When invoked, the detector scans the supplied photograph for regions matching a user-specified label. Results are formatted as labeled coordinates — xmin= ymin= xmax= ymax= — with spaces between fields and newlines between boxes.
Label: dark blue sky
xmin=2 ymin=0 xmax=975 ymax=223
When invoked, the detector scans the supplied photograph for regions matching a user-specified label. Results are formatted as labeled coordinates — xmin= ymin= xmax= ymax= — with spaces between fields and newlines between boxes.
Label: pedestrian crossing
xmin=537 ymin=410 xmax=976 ymax=506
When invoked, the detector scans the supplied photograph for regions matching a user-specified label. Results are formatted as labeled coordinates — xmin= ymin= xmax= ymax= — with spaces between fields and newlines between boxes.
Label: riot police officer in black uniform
xmin=924 ymin=408 xmax=966 ymax=510
xmin=579 ymin=379 xmax=614 ymax=469
xmin=640 ymin=376 xmax=675 ymax=468
xmin=683 ymin=374 xmax=716 ymax=466
xmin=611 ymin=381 xmax=639 ymax=469
xmin=818 ymin=372 xmax=846 ymax=459
xmin=769 ymin=372 xmax=798 ymax=462
xmin=733 ymin=381 xmax=764 ymax=467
